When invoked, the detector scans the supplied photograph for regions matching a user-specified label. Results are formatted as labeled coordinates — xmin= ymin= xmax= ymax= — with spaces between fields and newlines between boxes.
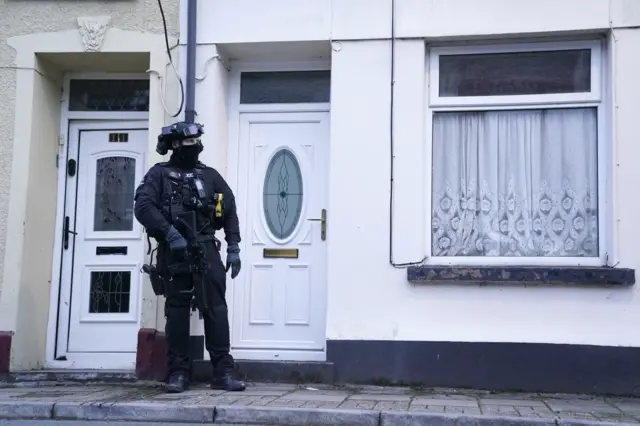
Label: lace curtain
xmin=431 ymin=108 xmax=599 ymax=257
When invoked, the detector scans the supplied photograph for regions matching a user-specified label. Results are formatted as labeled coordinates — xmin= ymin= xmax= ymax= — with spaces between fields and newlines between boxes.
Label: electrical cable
xmin=157 ymin=0 xmax=185 ymax=118
xmin=388 ymin=0 xmax=427 ymax=268
xmin=608 ymin=0 xmax=619 ymax=268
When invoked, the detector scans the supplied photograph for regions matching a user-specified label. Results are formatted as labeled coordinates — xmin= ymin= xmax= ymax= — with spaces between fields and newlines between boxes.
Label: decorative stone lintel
xmin=407 ymin=266 xmax=636 ymax=286
xmin=77 ymin=15 xmax=111 ymax=52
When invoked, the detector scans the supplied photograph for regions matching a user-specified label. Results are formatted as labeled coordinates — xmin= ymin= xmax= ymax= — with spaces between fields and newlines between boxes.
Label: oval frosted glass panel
xmin=263 ymin=149 xmax=303 ymax=240
xmin=439 ymin=49 xmax=591 ymax=97
xmin=94 ymin=156 xmax=136 ymax=232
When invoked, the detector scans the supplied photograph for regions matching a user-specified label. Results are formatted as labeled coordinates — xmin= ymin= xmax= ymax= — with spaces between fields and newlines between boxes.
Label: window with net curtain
xmin=430 ymin=46 xmax=600 ymax=258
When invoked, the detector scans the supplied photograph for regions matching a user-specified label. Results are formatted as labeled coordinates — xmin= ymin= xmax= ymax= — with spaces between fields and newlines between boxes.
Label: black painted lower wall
xmin=327 ymin=340 xmax=640 ymax=396
xmin=189 ymin=338 xmax=640 ymax=396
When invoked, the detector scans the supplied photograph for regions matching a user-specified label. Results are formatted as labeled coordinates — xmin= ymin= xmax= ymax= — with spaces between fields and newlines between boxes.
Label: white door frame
xmin=226 ymin=60 xmax=331 ymax=360
xmin=45 ymin=72 xmax=150 ymax=369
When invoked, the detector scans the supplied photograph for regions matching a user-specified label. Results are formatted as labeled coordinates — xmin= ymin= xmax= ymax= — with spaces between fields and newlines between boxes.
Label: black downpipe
xmin=184 ymin=0 xmax=201 ymax=360
xmin=184 ymin=0 xmax=197 ymax=123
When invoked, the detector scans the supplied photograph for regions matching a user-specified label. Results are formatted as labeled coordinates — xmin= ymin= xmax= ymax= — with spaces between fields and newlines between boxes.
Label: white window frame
xmin=425 ymin=39 xmax=609 ymax=267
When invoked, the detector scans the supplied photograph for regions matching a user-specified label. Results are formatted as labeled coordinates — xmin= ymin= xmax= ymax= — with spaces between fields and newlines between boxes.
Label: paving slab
xmin=0 ymin=382 xmax=637 ymax=425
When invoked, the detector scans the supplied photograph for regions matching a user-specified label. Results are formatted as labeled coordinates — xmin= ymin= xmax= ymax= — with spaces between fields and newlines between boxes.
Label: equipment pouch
xmin=142 ymin=264 xmax=165 ymax=296
xmin=141 ymin=246 xmax=166 ymax=296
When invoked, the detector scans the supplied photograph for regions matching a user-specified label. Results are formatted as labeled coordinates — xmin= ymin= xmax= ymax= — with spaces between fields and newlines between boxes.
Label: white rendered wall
xmin=192 ymin=0 xmax=640 ymax=348
xmin=327 ymin=36 xmax=640 ymax=347
xmin=197 ymin=0 xmax=640 ymax=43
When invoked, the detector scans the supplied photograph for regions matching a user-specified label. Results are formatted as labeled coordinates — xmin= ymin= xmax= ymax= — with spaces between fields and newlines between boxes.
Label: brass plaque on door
xmin=263 ymin=248 xmax=299 ymax=259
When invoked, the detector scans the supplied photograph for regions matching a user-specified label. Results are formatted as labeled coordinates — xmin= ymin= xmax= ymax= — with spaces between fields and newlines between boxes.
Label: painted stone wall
xmin=0 ymin=0 xmax=179 ymax=294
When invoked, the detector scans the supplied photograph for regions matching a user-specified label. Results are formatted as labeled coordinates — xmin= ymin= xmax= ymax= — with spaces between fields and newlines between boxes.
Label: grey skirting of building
xmin=0 ymin=382 xmax=639 ymax=426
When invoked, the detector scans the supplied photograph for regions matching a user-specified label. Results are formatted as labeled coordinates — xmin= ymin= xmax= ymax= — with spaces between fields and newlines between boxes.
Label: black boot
xmin=166 ymin=372 xmax=189 ymax=393
xmin=211 ymin=372 xmax=246 ymax=392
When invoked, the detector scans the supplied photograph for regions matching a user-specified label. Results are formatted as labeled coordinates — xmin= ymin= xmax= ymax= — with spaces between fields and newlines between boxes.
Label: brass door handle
xmin=307 ymin=208 xmax=326 ymax=241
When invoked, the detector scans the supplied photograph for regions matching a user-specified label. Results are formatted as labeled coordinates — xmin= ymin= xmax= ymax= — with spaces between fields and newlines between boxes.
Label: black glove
xmin=226 ymin=245 xmax=242 ymax=279
xmin=165 ymin=226 xmax=187 ymax=254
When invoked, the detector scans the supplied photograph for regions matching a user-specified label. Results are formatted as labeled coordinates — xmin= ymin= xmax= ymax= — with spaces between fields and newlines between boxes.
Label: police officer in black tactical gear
xmin=134 ymin=121 xmax=245 ymax=394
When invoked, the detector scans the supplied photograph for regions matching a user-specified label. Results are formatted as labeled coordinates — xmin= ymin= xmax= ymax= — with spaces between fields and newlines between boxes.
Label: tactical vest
xmin=143 ymin=162 xmax=225 ymax=295
xmin=157 ymin=162 xmax=225 ymax=235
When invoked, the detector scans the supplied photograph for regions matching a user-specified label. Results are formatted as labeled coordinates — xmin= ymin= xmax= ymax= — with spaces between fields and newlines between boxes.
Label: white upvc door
xmin=232 ymin=111 xmax=329 ymax=362
xmin=56 ymin=121 xmax=147 ymax=368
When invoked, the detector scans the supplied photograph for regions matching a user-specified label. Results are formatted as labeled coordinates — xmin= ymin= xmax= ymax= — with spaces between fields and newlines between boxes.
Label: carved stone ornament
xmin=77 ymin=16 xmax=111 ymax=52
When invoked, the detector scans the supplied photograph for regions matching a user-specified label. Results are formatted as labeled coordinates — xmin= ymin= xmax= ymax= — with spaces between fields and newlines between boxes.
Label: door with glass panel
xmin=232 ymin=111 xmax=329 ymax=361
xmin=230 ymin=70 xmax=331 ymax=362
xmin=56 ymin=122 xmax=147 ymax=363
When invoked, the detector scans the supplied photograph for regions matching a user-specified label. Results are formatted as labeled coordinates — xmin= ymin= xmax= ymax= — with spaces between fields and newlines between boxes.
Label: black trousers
xmin=163 ymin=240 xmax=234 ymax=378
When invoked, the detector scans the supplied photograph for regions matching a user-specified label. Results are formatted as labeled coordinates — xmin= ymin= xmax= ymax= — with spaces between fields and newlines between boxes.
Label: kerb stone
xmin=214 ymin=405 xmax=379 ymax=426
xmin=381 ymin=411 xmax=559 ymax=426
xmin=0 ymin=401 xmax=53 ymax=419
xmin=53 ymin=401 xmax=214 ymax=423
xmin=559 ymin=420 xmax=638 ymax=426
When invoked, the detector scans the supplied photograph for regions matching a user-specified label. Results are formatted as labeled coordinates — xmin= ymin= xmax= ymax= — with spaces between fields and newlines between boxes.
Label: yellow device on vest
xmin=215 ymin=193 xmax=223 ymax=218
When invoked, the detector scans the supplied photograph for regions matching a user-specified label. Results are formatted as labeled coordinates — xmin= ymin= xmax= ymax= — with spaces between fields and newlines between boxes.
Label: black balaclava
xmin=169 ymin=145 xmax=201 ymax=169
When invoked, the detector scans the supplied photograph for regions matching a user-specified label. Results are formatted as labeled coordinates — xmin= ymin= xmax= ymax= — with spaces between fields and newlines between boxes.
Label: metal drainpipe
xmin=184 ymin=0 xmax=197 ymax=123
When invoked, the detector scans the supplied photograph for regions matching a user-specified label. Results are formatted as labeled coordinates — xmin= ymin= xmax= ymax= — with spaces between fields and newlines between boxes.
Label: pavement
xmin=0 ymin=381 xmax=639 ymax=425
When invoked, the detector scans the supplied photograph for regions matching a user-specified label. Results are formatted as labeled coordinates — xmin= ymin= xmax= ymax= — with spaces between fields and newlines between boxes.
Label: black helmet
xmin=156 ymin=121 xmax=204 ymax=155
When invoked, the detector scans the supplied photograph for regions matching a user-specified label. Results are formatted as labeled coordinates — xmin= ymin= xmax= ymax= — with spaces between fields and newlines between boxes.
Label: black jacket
xmin=133 ymin=161 xmax=241 ymax=248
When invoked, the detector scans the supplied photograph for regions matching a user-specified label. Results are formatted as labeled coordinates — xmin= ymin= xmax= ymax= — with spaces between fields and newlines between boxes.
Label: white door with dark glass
xmin=232 ymin=111 xmax=329 ymax=361
xmin=56 ymin=122 xmax=147 ymax=367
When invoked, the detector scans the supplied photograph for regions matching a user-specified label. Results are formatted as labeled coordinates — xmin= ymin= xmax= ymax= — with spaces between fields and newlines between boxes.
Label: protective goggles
xmin=180 ymin=137 xmax=201 ymax=146
xmin=172 ymin=136 xmax=201 ymax=148
xmin=181 ymin=123 xmax=202 ymax=138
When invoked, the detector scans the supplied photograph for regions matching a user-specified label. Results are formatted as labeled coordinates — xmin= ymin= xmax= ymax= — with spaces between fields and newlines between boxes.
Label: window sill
xmin=407 ymin=265 xmax=635 ymax=287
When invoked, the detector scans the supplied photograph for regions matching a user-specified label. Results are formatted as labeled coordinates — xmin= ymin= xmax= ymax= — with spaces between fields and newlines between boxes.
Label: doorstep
xmin=3 ymin=369 xmax=137 ymax=385
xmin=0 ymin=382 xmax=638 ymax=425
